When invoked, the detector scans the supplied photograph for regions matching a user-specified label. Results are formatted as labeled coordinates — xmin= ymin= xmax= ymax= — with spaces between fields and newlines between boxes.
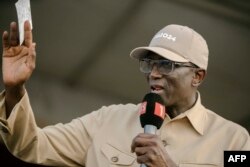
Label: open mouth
xmin=151 ymin=85 xmax=164 ymax=93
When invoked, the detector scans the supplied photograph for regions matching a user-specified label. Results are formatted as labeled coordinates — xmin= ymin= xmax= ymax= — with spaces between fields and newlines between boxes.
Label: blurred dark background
xmin=0 ymin=0 xmax=250 ymax=166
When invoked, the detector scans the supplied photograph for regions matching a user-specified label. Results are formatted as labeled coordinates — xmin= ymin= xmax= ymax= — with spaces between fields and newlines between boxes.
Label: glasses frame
xmin=139 ymin=58 xmax=197 ymax=75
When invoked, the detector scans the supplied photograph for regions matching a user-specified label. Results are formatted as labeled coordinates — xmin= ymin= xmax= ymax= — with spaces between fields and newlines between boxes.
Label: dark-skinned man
xmin=0 ymin=21 xmax=249 ymax=167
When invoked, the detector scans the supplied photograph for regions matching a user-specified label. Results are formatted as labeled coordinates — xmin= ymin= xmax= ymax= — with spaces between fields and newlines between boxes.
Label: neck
xmin=167 ymin=92 xmax=198 ymax=119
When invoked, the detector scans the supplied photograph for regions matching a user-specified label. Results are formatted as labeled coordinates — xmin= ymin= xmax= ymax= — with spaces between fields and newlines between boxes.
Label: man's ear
xmin=192 ymin=69 xmax=206 ymax=87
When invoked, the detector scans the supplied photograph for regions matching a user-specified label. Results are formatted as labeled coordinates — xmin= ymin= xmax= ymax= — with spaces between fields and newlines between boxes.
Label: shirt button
xmin=111 ymin=156 xmax=119 ymax=162
xmin=162 ymin=140 xmax=167 ymax=147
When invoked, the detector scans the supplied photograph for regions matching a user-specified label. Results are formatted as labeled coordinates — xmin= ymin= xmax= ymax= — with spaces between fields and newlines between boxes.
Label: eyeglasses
xmin=139 ymin=58 xmax=197 ymax=75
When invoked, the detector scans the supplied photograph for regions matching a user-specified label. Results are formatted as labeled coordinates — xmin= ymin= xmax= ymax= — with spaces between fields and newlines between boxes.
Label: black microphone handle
xmin=140 ymin=125 xmax=157 ymax=167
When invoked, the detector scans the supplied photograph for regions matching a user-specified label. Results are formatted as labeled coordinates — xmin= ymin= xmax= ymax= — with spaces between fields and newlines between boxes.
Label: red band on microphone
xmin=140 ymin=102 xmax=147 ymax=115
xmin=154 ymin=102 xmax=165 ymax=119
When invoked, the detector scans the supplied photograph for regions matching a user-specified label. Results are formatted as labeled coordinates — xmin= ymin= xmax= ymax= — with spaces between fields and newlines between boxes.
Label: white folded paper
xmin=15 ymin=0 xmax=33 ymax=45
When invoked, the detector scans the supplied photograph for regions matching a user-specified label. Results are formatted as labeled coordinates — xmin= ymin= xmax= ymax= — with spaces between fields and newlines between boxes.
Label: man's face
xmin=144 ymin=53 xmax=195 ymax=108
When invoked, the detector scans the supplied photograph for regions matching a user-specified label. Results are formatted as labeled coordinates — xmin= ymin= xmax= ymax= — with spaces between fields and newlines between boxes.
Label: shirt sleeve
xmin=240 ymin=130 xmax=250 ymax=150
xmin=228 ymin=122 xmax=250 ymax=150
xmin=0 ymin=90 xmax=98 ymax=166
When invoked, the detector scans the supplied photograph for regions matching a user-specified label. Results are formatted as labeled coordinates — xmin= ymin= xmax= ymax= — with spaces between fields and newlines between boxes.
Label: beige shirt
xmin=0 ymin=91 xmax=249 ymax=167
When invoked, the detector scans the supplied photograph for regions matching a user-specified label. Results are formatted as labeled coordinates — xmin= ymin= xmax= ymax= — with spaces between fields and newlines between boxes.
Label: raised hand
xmin=2 ymin=20 xmax=36 ymax=117
xmin=2 ymin=21 xmax=36 ymax=87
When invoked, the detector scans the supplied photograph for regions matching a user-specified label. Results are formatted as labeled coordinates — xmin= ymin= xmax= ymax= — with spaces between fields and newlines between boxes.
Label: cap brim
xmin=130 ymin=47 xmax=189 ymax=63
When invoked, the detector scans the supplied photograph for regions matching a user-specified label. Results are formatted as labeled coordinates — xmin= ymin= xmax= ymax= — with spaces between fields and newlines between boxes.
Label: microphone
xmin=139 ymin=93 xmax=166 ymax=167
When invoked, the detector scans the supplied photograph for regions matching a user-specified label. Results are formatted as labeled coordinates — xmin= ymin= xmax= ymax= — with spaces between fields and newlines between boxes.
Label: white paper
xmin=15 ymin=0 xmax=33 ymax=45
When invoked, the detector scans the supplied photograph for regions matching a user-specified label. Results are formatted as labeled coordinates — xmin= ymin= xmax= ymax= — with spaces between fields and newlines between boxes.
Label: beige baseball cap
xmin=130 ymin=24 xmax=209 ymax=70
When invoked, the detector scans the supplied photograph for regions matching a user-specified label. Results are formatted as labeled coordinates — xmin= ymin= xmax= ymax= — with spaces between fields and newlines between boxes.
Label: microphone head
xmin=140 ymin=93 xmax=166 ymax=129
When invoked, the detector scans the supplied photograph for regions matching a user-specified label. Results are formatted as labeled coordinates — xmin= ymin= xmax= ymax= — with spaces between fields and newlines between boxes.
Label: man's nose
xmin=149 ymin=65 xmax=162 ymax=79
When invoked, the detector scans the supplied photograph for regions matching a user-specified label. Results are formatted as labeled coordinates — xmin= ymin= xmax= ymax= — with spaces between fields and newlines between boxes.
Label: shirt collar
xmin=171 ymin=92 xmax=206 ymax=135
xmin=186 ymin=92 xmax=206 ymax=135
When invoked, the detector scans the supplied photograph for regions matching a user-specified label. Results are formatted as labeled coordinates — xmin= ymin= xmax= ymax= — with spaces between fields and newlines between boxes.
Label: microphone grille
xmin=140 ymin=93 xmax=166 ymax=129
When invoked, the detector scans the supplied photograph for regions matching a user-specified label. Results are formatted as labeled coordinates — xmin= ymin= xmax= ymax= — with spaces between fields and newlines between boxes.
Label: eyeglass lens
xmin=139 ymin=59 xmax=173 ymax=75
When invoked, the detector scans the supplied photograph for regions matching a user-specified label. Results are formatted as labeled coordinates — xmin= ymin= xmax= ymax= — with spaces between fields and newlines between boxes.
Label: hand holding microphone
xmin=131 ymin=93 xmax=171 ymax=167
xmin=139 ymin=93 xmax=165 ymax=167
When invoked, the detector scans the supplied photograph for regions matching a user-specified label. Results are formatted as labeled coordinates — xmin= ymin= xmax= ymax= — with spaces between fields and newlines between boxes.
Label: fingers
xmin=131 ymin=133 xmax=156 ymax=153
xmin=26 ymin=43 xmax=36 ymax=70
xmin=10 ymin=22 xmax=19 ymax=46
xmin=134 ymin=146 xmax=159 ymax=166
xmin=137 ymin=153 xmax=152 ymax=166
xmin=131 ymin=134 xmax=167 ymax=166
xmin=24 ymin=20 xmax=33 ymax=47
xmin=3 ymin=22 xmax=19 ymax=47
xmin=136 ymin=150 xmax=155 ymax=166
xmin=4 ymin=21 xmax=33 ymax=48
xmin=2 ymin=31 xmax=9 ymax=50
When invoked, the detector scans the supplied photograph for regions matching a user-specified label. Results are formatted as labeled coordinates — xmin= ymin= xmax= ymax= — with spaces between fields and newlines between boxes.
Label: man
xmin=0 ymin=21 xmax=249 ymax=167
